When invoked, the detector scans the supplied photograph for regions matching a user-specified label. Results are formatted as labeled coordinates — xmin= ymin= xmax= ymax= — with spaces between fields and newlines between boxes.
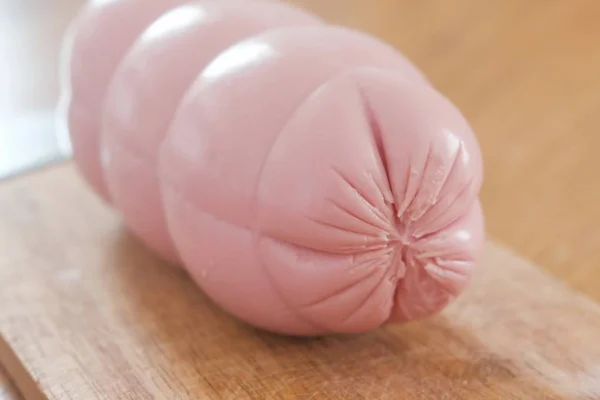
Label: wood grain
xmin=1 ymin=0 xmax=600 ymax=399
xmin=1 ymin=165 xmax=600 ymax=399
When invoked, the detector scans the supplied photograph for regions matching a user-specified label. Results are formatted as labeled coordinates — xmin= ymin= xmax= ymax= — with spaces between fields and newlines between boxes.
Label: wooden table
xmin=1 ymin=1 xmax=600 ymax=399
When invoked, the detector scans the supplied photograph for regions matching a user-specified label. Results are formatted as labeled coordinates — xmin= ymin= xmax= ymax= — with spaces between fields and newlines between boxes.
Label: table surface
xmin=2 ymin=0 xmax=600 ymax=398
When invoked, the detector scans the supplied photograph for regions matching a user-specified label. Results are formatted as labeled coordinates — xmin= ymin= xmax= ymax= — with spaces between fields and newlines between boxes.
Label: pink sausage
xmin=101 ymin=0 xmax=323 ymax=263
xmin=58 ymin=0 xmax=192 ymax=202
xmin=61 ymin=0 xmax=484 ymax=336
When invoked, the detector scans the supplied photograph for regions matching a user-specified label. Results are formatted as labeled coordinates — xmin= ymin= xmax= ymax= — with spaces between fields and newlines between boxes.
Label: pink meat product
xmin=58 ymin=0 xmax=193 ymax=203
xmin=59 ymin=0 xmax=485 ymax=336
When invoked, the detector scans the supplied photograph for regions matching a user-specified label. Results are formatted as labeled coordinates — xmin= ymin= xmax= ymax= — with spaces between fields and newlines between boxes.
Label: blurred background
xmin=0 ymin=0 xmax=74 ymax=179
xmin=1 ymin=0 xmax=600 ymax=398
xmin=1 ymin=0 xmax=600 ymax=332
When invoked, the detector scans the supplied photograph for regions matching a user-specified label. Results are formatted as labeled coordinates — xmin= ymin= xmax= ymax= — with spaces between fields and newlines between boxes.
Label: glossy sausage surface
xmin=60 ymin=0 xmax=484 ymax=335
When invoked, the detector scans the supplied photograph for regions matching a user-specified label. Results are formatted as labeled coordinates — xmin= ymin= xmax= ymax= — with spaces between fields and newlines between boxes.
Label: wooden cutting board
xmin=1 ymin=164 xmax=600 ymax=399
